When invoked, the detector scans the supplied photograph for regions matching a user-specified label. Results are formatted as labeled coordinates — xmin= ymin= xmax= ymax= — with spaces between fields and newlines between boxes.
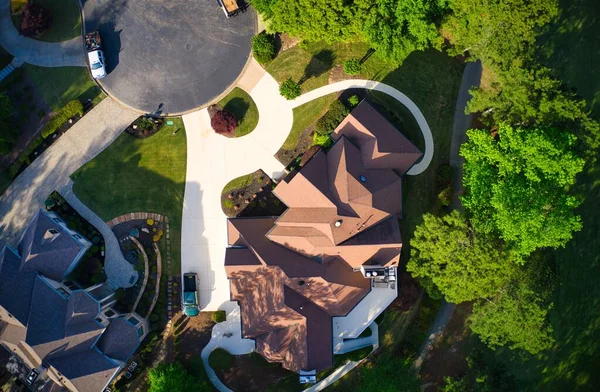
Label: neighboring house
xmin=0 ymin=209 xmax=146 ymax=392
xmin=225 ymin=101 xmax=422 ymax=374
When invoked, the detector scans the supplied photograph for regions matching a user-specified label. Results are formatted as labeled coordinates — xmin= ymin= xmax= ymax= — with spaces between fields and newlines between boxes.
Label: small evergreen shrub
xmin=315 ymin=100 xmax=349 ymax=135
xmin=312 ymin=133 xmax=332 ymax=148
xmin=348 ymin=95 xmax=360 ymax=107
xmin=211 ymin=109 xmax=238 ymax=135
xmin=212 ymin=311 xmax=226 ymax=323
xmin=343 ymin=59 xmax=362 ymax=75
xmin=41 ymin=100 xmax=83 ymax=138
xmin=279 ymin=78 xmax=301 ymax=100
xmin=251 ymin=33 xmax=276 ymax=64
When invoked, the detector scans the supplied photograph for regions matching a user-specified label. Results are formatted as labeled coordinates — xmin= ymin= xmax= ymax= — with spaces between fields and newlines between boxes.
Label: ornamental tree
xmin=408 ymin=211 xmax=513 ymax=303
xmin=211 ymin=109 xmax=238 ymax=135
xmin=148 ymin=362 xmax=210 ymax=392
xmin=20 ymin=2 xmax=51 ymax=37
xmin=279 ymin=78 xmax=301 ymax=100
xmin=251 ymin=32 xmax=276 ymax=64
xmin=461 ymin=123 xmax=584 ymax=261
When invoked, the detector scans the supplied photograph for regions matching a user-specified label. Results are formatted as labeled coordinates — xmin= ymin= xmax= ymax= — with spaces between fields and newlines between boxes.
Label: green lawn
xmin=11 ymin=0 xmax=81 ymax=43
xmin=488 ymin=0 xmax=600 ymax=389
xmin=23 ymin=65 xmax=102 ymax=111
xmin=71 ymin=119 xmax=187 ymax=275
xmin=282 ymin=93 xmax=337 ymax=150
xmin=217 ymin=87 xmax=259 ymax=137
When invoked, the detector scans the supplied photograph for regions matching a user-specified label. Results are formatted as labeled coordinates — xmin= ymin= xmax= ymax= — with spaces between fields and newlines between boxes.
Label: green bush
xmin=212 ymin=311 xmax=226 ymax=323
xmin=8 ymin=161 xmax=23 ymax=179
xmin=41 ymin=100 xmax=83 ymax=138
xmin=134 ymin=116 xmax=155 ymax=131
xmin=312 ymin=132 xmax=332 ymax=148
xmin=343 ymin=59 xmax=362 ymax=75
xmin=251 ymin=33 xmax=276 ymax=64
xmin=315 ymin=100 xmax=349 ymax=135
xmin=209 ymin=348 xmax=233 ymax=370
xmin=348 ymin=95 xmax=360 ymax=107
xmin=279 ymin=78 xmax=301 ymax=100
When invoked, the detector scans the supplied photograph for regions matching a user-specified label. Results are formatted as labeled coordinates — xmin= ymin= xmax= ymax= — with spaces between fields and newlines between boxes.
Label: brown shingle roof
xmin=225 ymin=101 xmax=420 ymax=373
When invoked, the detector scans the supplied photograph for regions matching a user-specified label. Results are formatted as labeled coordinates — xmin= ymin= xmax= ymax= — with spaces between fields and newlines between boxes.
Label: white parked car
xmin=88 ymin=50 xmax=107 ymax=79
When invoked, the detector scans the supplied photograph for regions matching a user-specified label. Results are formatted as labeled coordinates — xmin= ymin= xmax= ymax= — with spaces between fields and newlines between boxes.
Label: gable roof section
xmin=47 ymin=349 xmax=119 ymax=392
xmin=332 ymin=100 xmax=423 ymax=175
xmin=0 ymin=246 xmax=38 ymax=325
xmin=17 ymin=210 xmax=86 ymax=281
xmin=96 ymin=317 xmax=140 ymax=362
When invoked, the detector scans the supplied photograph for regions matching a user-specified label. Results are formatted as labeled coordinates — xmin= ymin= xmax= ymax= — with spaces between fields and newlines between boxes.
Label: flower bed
xmin=125 ymin=116 xmax=165 ymax=139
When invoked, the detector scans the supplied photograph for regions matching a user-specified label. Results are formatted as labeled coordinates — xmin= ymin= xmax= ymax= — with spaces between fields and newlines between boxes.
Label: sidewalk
xmin=0 ymin=1 xmax=86 ymax=67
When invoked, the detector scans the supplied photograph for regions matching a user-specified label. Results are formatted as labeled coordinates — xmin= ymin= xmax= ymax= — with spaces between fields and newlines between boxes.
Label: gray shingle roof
xmin=0 ymin=246 xmax=37 ymax=325
xmin=97 ymin=317 xmax=139 ymax=362
xmin=17 ymin=210 xmax=86 ymax=281
xmin=48 ymin=349 xmax=119 ymax=392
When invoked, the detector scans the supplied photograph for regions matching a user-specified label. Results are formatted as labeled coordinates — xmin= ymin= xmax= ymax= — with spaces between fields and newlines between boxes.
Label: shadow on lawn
xmin=223 ymin=97 xmax=250 ymax=123
xmin=299 ymin=49 xmax=335 ymax=85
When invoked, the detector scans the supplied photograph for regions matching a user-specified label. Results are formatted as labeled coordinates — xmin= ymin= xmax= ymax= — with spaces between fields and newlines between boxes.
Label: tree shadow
xmin=299 ymin=49 xmax=336 ymax=85
xmin=223 ymin=97 xmax=250 ymax=123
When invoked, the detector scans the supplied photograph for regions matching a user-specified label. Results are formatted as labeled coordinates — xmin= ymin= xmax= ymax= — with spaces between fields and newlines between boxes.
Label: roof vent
xmin=42 ymin=228 xmax=60 ymax=243
xmin=298 ymin=280 xmax=305 ymax=286
xmin=360 ymin=175 xmax=367 ymax=182
xmin=334 ymin=220 xmax=342 ymax=228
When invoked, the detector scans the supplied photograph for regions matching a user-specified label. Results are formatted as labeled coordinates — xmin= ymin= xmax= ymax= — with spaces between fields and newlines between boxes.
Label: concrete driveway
xmin=82 ymin=0 xmax=255 ymax=114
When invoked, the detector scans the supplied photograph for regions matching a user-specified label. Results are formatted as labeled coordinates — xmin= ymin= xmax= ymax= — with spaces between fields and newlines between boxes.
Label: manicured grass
xmin=11 ymin=0 xmax=81 ymax=43
xmin=222 ymin=172 xmax=255 ymax=195
xmin=282 ymin=93 xmax=337 ymax=150
xmin=217 ymin=87 xmax=259 ymax=137
xmin=23 ymin=65 xmax=101 ymax=111
xmin=71 ymin=118 xmax=186 ymax=275
xmin=209 ymin=348 xmax=234 ymax=370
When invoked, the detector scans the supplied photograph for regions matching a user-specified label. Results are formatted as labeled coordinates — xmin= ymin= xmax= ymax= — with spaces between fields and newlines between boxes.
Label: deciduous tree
xmin=148 ymin=362 xmax=209 ymax=392
xmin=20 ymin=2 xmax=51 ymax=37
xmin=211 ymin=109 xmax=238 ymax=135
xmin=461 ymin=123 xmax=584 ymax=260
xmin=408 ymin=211 xmax=513 ymax=303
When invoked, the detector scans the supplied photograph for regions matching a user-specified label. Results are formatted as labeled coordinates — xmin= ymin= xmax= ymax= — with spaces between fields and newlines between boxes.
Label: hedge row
xmin=7 ymin=136 xmax=43 ymax=178
xmin=41 ymin=100 xmax=83 ymax=138
xmin=315 ymin=99 xmax=349 ymax=136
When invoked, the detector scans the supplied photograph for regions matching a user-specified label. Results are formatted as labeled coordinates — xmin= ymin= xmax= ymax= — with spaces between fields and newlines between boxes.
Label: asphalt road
xmin=82 ymin=0 xmax=255 ymax=114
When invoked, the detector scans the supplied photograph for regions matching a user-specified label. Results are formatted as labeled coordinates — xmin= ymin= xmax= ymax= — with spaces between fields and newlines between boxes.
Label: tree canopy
xmin=461 ymin=123 xmax=584 ymax=260
xmin=147 ymin=362 xmax=210 ymax=392
xmin=408 ymin=211 xmax=513 ymax=303
xmin=442 ymin=0 xmax=559 ymax=68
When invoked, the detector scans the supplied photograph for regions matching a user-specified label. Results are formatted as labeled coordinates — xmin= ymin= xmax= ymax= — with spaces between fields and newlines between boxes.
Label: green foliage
xmin=212 ymin=310 xmax=226 ymax=323
xmin=251 ymin=33 xmax=276 ymax=64
xmin=41 ymin=100 xmax=83 ymax=138
xmin=347 ymin=95 xmax=359 ymax=107
xmin=315 ymin=99 xmax=349 ymax=135
xmin=364 ymin=0 xmax=444 ymax=63
xmin=467 ymin=66 xmax=600 ymax=154
xmin=279 ymin=78 xmax=301 ymax=100
xmin=148 ymin=362 xmax=210 ymax=392
xmin=408 ymin=211 xmax=513 ymax=303
xmin=356 ymin=354 xmax=420 ymax=392
xmin=208 ymin=348 xmax=233 ymax=370
xmin=0 ymin=94 xmax=16 ymax=154
xmin=343 ymin=59 xmax=362 ymax=75
xmin=443 ymin=0 xmax=559 ymax=69
xmin=312 ymin=132 xmax=332 ymax=148
xmin=461 ymin=124 xmax=585 ymax=260
xmin=134 ymin=116 xmax=155 ymax=131
xmin=442 ymin=349 xmax=517 ymax=392
xmin=469 ymin=277 xmax=554 ymax=355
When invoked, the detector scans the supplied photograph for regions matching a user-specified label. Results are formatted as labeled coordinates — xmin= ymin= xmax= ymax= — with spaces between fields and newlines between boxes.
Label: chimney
xmin=42 ymin=228 xmax=60 ymax=244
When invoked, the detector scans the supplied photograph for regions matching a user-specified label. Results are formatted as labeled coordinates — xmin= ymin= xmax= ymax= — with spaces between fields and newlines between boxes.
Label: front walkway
xmin=59 ymin=180 xmax=138 ymax=288
xmin=0 ymin=98 xmax=138 ymax=271
xmin=0 ymin=1 xmax=86 ymax=67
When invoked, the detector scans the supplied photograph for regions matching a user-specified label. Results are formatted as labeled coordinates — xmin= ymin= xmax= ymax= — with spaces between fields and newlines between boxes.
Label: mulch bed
xmin=125 ymin=116 xmax=165 ymax=139
xmin=222 ymin=170 xmax=287 ymax=218
xmin=275 ymin=125 xmax=314 ymax=167
xmin=215 ymin=353 xmax=297 ymax=392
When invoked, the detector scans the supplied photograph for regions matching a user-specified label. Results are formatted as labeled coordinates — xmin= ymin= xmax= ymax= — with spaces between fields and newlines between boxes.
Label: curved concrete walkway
xmin=0 ymin=0 xmax=86 ymax=67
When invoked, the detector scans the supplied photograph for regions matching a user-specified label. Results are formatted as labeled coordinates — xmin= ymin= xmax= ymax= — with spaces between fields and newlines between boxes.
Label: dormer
xmin=42 ymin=228 xmax=60 ymax=244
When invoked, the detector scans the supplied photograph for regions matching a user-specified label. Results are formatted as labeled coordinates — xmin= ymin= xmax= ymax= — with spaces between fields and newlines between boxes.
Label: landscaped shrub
xmin=212 ymin=311 xmax=226 ymax=323
xmin=41 ymin=100 xmax=83 ymax=138
xmin=20 ymin=2 xmax=51 ymax=37
xmin=279 ymin=78 xmax=301 ymax=100
xmin=348 ymin=95 xmax=360 ymax=107
xmin=343 ymin=59 xmax=362 ymax=75
xmin=315 ymin=100 xmax=349 ymax=136
xmin=211 ymin=109 xmax=238 ymax=135
xmin=312 ymin=132 xmax=332 ymax=148
xmin=251 ymin=32 xmax=276 ymax=64
xmin=152 ymin=229 xmax=164 ymax=242
xmin=209 ymin=348 xmax=233 ymax=370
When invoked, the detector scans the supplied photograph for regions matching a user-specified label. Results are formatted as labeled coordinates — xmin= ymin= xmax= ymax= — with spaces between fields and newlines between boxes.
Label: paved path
xmin=0 ymin=98 xmax=138 ymax=276
xmin=182 ymin=61 xmax=435 ymax=311
xmin=59 ymin=180 xmax=138 ymax=288
xmin=0 ymin=0 xmax=86 ymax=67
xmin=200 ymin=301 xmax=255 ymax=392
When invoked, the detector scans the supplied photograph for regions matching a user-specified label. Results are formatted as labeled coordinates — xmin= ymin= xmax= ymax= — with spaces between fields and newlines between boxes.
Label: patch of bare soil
xmin=279 ymin=33 xmax=300 ymax=52
xmin=274 ymin=125 xmax=314 ymax=167
xmin=328 ymin=65 xmax=362 ymax=84
xmin=216 ymin=353 xmax=296 ymax=392
xmin=420 ymin=303 xmax=473 ymax=388
xmin=172 ymin=312 xmax=215 ymax=364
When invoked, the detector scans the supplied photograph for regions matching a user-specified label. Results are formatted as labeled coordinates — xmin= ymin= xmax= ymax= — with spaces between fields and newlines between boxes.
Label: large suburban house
xmin=0 ymin=209 xmax=146 ymax=392
xmin=225 ymin=101 xmax=422 ymax=374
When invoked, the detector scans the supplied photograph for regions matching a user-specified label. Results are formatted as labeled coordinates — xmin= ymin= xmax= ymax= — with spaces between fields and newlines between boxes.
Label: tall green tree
xmin=363 ymin=0 xmax=444 ymax=63
xmin=408 ymin=211 xmax=513 ymax=303
xmin=442 ymin=0 xmax=559 ymax=68
xmin=147 ymin=362 xmax=210 ymax=392
xmin=461 ymin=123 xmax=584 ymax=260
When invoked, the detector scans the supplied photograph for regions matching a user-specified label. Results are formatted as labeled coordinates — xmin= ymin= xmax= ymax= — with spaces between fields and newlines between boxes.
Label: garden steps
xmin=0 ymin=58 xmax=23 ymax=82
